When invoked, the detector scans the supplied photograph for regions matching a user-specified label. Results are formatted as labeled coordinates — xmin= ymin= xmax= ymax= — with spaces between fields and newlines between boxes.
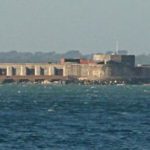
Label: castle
xmin=0 ymin=53 xmax=149 ymax=84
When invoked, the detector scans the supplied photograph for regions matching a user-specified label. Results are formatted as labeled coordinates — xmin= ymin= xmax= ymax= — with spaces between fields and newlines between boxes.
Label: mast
xmin=116 ymin=40 xmax=119 ymax=54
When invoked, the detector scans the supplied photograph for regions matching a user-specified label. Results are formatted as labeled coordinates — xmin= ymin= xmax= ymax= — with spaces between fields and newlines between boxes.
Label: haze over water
xmin=0 ymin=84 xmax=150 ymax=149
xmin=0 ymin=0 xmax=150 ymax=54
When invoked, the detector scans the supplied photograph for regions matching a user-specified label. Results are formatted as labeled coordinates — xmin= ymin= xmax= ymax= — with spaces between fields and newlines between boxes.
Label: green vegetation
xmin=0 ymin=51 xmax=149 ymax=65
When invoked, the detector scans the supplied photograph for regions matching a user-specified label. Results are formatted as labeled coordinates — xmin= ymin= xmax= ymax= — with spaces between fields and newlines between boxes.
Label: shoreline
xmin=1 ymin=78 xmax=150 ymax=85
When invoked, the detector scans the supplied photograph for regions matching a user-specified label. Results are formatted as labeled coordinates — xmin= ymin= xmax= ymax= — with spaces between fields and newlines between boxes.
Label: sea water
xmin=0 ymin=84 xmax=150 ymax=150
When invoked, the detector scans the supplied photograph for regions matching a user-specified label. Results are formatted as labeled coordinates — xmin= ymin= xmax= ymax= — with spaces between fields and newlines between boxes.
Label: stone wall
xmin=0 ymin=63 xmax=64 ymax=76
xmin=0 ymin=63 xmax=149 ymax=81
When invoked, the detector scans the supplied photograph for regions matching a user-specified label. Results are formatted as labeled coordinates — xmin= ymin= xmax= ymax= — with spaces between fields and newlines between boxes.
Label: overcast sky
xmin=0 ymin=0 xmax=150 ymax=54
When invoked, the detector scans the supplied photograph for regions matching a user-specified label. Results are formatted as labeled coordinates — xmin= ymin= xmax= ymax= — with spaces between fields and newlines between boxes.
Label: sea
xmin=0 ymin=84 xmax=150 ymax=150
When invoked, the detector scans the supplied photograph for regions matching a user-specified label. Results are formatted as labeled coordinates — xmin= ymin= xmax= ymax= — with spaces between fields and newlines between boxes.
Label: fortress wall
xmin=63 ymin=64 xmax=106 ymax=80
xmin=0 ymin=63 xmax=149 ymax=81
xmin=134 ymin=66 xmax=150 ymax=78
xmin=63 ymin=64 xmax=81 ymax=77
xmin=87 ymin=65 xmax=105 ymax=80
xmin=109 ymin=64 xmax=134 ymax=77
xmin=0 ymin=63 xmax=64 ymax=76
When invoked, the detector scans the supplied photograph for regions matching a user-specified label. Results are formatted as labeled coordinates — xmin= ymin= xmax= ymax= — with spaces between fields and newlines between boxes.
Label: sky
xmin=0 ymin=0 xmax=150 ymax=54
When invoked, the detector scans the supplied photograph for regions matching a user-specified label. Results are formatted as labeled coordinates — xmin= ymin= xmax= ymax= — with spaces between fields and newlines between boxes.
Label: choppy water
xmin=0 ymin=84 xmax=150 ymax=150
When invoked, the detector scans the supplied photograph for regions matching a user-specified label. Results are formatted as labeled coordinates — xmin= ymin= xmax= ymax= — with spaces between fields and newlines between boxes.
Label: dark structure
xmin=60 ymin=58 xmax=80 ymax=64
